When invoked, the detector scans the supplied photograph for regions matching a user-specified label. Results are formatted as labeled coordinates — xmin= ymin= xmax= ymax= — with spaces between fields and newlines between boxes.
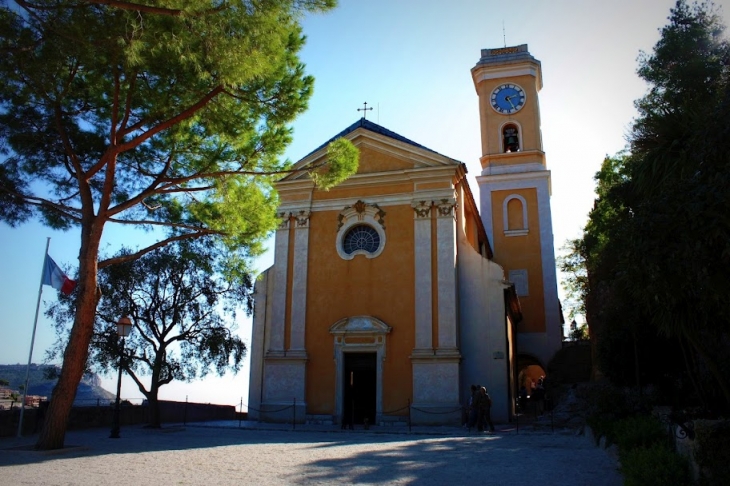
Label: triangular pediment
xmin=283 ymin=119 xmax=461 ymax=182
xmin=329 ymin=315 xmax=392 ymax=335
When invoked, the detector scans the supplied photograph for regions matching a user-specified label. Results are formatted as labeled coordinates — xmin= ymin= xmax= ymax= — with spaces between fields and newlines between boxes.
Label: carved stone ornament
xmin=277 ymin=211 xmax=290 ymax=230
xmin=337 ymin=200 xmax=386 ymax=230
xmin=411 ymin=201 xmax=431 ymax=219
xmin=329 ymin=315 xmax=393 ymax=335
xmin=294 ymin=210 xmax=311 ymax=228
xmin=437 ymin=199 xmax=456 ymax=217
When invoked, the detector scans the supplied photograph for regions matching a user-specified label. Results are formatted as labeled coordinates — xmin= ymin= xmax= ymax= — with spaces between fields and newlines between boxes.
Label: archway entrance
xmin=516 ymin=354 xmax=546 ymax=414
xmin=343 ymin=353 xmax=376 ymax=426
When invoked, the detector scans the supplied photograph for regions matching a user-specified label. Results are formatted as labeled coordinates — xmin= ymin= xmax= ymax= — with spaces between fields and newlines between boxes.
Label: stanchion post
xmin=550 ymin=397 xmax=554 ymax=433
xmin=516 ymin=398 xmax=519 ymax=434
xmin=184 ymin=395 xmax=188 ymax=425
xmin=407 ymin=399 xmax=411 ymax=433
xmin=239 ymin=397 xmax=243 ymax=428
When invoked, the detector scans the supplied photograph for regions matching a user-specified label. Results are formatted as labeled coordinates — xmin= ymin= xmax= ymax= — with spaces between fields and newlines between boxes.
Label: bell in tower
xmin=503 ymin=124 xmax=520 ymax=153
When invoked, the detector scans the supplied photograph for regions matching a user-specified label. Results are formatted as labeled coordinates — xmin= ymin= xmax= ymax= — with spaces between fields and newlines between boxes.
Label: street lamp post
xmin=110 ymin=316 xmax=133 ymax=439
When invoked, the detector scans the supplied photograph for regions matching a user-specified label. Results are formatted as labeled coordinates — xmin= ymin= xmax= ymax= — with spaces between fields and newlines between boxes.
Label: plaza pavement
xmin=0 ymin=420 xmax=623 ymax=485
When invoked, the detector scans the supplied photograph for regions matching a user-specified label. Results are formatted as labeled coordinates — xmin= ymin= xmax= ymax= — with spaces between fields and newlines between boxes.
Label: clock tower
xmin=472 ymin=45 xmax=562 ymax=370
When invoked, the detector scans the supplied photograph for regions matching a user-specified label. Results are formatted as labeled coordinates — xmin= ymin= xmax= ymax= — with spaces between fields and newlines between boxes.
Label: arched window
xmin=507 ymin=198 xmax=524 ymax=230
xmin=503 ymin=194 xmax=529 ymax=236
xmin=336 ymin=200 xmax=387 ymax=260
xmin=343 ymin=225 xmax=380 ymax=255
xmin=502 ymin=123 xmax=520 ymax=153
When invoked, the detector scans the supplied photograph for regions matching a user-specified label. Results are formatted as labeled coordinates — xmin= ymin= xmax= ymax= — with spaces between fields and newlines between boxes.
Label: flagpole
xmin=17 ymin=237 xmax=51 ymax=438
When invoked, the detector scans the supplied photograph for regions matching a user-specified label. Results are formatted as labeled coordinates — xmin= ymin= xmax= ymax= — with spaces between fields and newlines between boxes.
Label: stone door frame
xmin=330 ymin=316 xmax=392 ymax=425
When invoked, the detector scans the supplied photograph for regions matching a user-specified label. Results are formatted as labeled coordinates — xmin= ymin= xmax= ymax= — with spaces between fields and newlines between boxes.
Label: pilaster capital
xmin=436 ymin=198 xmax=457 ymax=218
xmin=411 ymin=200 xmax=432 ymax=219
xmin=277 ymin=212 xmax=290 ymax=230
xmin=293 ymin=210 xmax=311 ymax=228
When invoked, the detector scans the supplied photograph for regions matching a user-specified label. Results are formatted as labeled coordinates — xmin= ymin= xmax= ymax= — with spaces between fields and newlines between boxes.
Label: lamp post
xmin=110 ymin=316 xmax=133 ymax=439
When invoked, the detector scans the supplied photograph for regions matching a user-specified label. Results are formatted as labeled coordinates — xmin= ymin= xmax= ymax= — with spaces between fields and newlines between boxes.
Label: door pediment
xmin=329 ymin=316 xmax=392 ymax=335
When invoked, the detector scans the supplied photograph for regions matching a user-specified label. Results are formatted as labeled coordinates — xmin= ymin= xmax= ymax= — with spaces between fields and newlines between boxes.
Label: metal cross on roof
xmin=357 ymin=102 xmax=373 ymax=120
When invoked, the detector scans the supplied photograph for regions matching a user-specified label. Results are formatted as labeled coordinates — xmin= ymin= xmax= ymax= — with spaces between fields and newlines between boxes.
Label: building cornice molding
xmin=477 ymin=169 xmax=552 ymax=186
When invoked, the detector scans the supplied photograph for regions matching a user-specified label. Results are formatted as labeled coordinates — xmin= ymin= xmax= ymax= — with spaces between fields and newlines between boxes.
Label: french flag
xmin=42 ymin=254 xmax=76 ymax=295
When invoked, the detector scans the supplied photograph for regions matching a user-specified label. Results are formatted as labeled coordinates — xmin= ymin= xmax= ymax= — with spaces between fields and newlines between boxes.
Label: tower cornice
xmin=471 ymin=44 xmax=543 ymax=92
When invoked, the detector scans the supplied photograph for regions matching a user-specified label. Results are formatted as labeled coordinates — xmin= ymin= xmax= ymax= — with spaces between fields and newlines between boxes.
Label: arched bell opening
xmin=502 ymin=123 xmax=521 ymax=153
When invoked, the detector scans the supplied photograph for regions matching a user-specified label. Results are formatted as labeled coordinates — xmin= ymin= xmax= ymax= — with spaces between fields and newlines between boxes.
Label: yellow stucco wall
xmin=491 ymin=188 xmax=546 ymax=333
xmin=475 ymin=74 xmax=541 ymax=158
xmin=354 ymin=145 xmax=415 ymax=173
xmin=312 ymin=182 xmax=414 ymax=202
xmin=303 ymin=203 xmax=416 ymax=415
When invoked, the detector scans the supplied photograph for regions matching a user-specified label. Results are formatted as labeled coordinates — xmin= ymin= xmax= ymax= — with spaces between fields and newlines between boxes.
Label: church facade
xmin=247 ymin=45 xmax=562 ymax=426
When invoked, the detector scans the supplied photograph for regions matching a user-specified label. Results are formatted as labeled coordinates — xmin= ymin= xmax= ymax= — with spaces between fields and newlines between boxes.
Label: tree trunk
xmin=148 ymin=394 xmax=161 ymax=428
xmin=35 ymin=222 xmax=102 ymax=450
xmin=147 ymin=353 xmax=163 ymax=428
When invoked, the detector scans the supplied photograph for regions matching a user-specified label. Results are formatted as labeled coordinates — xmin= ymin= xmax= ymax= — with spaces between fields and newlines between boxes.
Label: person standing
xmin=467 ymin=384 xmax=479 ymax=430
xmin=534 ymin=377 xmax=546 ymax=416
xmin=479 ymin=386 xmax=495 ymax=433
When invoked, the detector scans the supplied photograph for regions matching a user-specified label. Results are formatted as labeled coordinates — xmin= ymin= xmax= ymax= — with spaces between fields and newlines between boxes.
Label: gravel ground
xmin=0 ymin=423 xmax=623 ymax=485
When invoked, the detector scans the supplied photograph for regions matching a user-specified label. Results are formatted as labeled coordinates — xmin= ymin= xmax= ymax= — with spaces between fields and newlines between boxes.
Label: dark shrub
xmin=613 ymin=415 xmax=669 ymax=451
xmin=695 ymin=420 xmax=730 ymax=486
xmin=620 ymin=443 xmax=691 ymax=486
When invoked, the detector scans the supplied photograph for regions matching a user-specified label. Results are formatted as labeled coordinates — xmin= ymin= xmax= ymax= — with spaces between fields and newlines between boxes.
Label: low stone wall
xmin=0 ymin=400 xmax=238 ymax=437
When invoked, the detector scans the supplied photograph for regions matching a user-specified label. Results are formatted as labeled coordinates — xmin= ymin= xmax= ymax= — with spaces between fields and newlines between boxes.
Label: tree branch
xmin=98 ymin=232 xmax=216 ymax=269
xmin=116 ymin=85 xmax=225 ymax=150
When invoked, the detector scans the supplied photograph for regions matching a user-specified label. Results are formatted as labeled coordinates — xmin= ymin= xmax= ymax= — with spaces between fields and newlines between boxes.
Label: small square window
xmin=509 ymin=269 xmax=529 ymax=296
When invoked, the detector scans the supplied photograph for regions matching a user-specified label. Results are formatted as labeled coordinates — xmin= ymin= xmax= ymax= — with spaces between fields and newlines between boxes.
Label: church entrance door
xmin=343 ymin=352 xmax=376 ymax=426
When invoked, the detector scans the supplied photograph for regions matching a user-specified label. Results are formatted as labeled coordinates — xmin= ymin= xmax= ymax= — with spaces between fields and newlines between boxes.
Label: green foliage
xmin=558 ymin=238 xmax=587 ymax=320
xmin=0 ymin=0 xmax=354 ymax=243
xmin=579 ymin=382 xmax=665 ymax=448
xmin=566 ymin=1 xmax=730 ymax=412
xmin=694 ymin=420 xmax=730 ymax=486
xmin=613 ymin=415 xmax=670 ymax=451
xmin=310 ymin=138 xmax=360 ymax=189
xmin=0 ymin=0 xmax=355 ymax=446
xmin=620 ymin=443 xmax=691 ymax=486
xmin=569 ymin=324 xmax=589 ymax=341
xmin=47 ymin=241 xmax=249 ymax=425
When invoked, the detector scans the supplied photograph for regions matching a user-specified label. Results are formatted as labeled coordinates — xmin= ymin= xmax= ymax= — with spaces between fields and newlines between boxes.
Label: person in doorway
xmin=478 ymin=386 xmax=495 ymax=433
xmin=518 ymin=385 xmax=528 ymax=413
xmin=534 ymin=377 xmax=546 ymax=416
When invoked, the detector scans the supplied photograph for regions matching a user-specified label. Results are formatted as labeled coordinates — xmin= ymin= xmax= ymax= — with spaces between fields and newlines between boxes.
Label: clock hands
xmin=505 ymin=94 xmax=518 ymax=110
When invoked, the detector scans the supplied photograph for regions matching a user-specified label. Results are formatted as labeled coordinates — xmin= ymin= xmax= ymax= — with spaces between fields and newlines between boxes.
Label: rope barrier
xmin=380 ymin=405 xmax=410 ymax=415
xmin=410 ymin=405 xmax=465 ymax=415
xmin=248 ymin=404 xmax=293 ymax=414
xmin=233 ymin=399 xmax=295 ymax=415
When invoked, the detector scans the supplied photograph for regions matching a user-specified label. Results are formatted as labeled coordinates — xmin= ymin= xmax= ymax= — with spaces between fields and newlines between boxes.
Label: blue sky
xmin=2 ymin=0 xmax=727 ymax=408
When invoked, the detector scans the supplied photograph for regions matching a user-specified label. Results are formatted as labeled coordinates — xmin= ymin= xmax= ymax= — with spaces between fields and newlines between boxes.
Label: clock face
xmin=490 ymin=83 xmax=526 ymax=114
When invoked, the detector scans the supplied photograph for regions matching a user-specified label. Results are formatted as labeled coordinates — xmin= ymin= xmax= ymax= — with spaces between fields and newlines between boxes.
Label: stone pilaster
xmin=412 ymin=201 xmax=433 ymax=351
xmin=289 ymin=210 xmax=310 ymax=352
xmin=436 ymin=198 xmax=458 ymax=350
xmin=268 ymin=212 xmax=290 ymax=355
